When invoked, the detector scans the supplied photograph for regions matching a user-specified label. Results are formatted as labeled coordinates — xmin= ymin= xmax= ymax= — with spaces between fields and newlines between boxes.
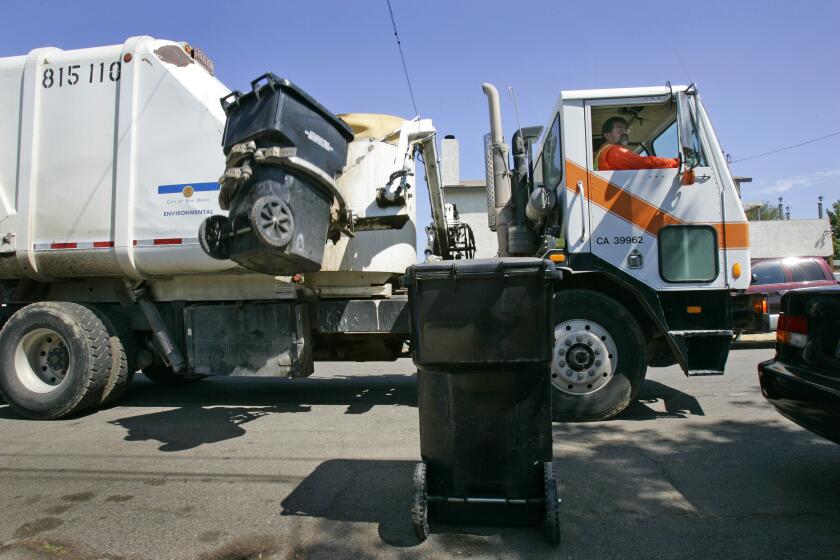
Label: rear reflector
xmin=776 ymin=313 xmax=808 ymax=348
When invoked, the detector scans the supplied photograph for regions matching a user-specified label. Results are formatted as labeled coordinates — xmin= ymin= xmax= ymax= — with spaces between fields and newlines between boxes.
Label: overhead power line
xmin=730 ymin=130 xmax=840 ymax=164
xmin=385 ymin=0 xmax=419 ymax=117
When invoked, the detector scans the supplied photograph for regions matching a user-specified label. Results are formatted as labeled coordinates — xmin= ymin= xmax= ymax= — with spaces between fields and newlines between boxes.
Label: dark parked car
xmin=758 ymin=286 xmax=840 ymax=444
xmin=747 ymin=257 xmax=838 ymax=330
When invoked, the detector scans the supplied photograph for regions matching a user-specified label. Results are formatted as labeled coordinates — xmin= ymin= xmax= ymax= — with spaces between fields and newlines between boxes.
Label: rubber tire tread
xmin=411 ymin=461 xmax=430 ymax=542
xmin=0 ymin=302 xmax=112 ymax=420
xmin=86 ymin=306 xmax=137 ymax=406
xmin=551 ymin=289 xmax=647 ymax=422
xmin=543 ymin=461 xmax=561 ymax=545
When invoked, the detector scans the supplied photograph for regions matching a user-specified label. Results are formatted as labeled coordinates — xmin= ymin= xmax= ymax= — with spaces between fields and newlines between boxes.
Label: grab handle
xmin=577 ymin=180 xmax=586 ymax=241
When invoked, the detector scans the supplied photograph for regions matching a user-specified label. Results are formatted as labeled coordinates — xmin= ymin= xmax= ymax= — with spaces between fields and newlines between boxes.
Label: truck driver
xmin=595 ymin=117 xmax=679 ymax=171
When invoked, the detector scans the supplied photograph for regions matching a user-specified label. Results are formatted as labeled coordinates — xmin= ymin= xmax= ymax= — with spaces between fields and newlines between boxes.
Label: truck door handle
xmin=577 ymin=180 xmax=586 ymax=241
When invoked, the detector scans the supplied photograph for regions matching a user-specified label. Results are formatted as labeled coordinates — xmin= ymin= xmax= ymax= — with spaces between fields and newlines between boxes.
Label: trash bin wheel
xmin=411 ymin=461 xmax=430 ymax=542
xmin=199 ymin=215 xmax=231 ymax=260
xmin=543 ymin=461 xmax=560 ymax=545
xmin=251 ymin=196 xmax=294 ymax=248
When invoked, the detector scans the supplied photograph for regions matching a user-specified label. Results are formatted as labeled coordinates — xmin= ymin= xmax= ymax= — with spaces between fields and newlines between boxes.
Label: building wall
xmin=749 ymin=219 xmax=833 ymax=259
xmin=442 ymin=185 xmax=499 ymax=258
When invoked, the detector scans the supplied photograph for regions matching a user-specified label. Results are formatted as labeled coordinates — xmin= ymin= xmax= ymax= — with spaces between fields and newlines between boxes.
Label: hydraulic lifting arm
xmin=402 ymin=119 xmax=451 ymax=260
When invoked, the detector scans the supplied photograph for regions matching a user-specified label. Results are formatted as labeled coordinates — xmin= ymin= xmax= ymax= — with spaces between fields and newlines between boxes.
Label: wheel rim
xmin=253 ymin=198 xmax=293 ymax=247
xmin=552 ymin=319 xmax=617 ymax=395
xmin=14 ymin=328 xmax=71 ymax=393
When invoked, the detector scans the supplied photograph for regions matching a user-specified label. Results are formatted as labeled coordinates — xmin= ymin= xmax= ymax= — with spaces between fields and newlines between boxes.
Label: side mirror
xmin=751 ymin=273 xmax=758 ymax=284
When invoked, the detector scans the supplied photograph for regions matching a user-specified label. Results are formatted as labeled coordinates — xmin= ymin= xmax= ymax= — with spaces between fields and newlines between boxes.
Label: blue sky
xmin=2 ymin=0 xmax=838 ymax=251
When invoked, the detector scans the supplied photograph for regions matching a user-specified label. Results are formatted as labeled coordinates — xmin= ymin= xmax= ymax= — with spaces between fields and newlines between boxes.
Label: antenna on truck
xmin=509 ymin=86 xmax=533 ymax=171
xmin=508 ymin=87 xmax=524 ymax=147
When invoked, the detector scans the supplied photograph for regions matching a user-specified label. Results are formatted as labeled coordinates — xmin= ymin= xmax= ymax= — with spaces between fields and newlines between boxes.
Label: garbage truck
xmin=0 ymin=36 xmax=474 ymax=419
xmin=0 ymin=36 xmax=763 ymax=421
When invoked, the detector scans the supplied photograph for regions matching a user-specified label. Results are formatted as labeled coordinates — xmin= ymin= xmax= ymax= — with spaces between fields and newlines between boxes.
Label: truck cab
xmin=482 ymin=83 xmax=755 ymax=421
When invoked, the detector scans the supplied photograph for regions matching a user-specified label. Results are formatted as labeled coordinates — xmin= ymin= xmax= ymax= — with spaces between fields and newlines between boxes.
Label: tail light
xmin=776 ymin=313 xmax=808 ymax=348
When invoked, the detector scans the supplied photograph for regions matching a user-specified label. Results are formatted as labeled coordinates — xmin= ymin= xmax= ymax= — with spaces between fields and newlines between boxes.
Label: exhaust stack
xmin=482 ymin=83 xmax=513 ymax=257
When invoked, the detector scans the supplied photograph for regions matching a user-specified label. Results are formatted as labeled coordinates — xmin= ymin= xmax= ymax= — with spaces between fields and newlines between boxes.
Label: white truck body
xmin=0 ymin=36 xmax=419 ymax=297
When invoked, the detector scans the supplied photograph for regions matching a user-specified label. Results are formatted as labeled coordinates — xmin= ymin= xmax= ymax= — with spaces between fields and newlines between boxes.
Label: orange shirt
xmin=596 ymin=144 xmax=679 ymax=171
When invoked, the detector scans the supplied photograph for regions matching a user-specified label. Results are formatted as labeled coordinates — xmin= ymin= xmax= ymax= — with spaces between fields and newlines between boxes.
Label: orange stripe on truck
xmin=708 ymin=222 xmax=749 ymax=250
xmin=564 ymin=161 xmax=749 ymax=249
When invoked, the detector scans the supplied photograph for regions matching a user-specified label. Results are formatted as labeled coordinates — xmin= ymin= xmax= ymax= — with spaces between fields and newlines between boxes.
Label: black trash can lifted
xmin=406 ymin=258 xmax=560 ymax=544
xmin=199 ymin=74 xmax=355 ymax=275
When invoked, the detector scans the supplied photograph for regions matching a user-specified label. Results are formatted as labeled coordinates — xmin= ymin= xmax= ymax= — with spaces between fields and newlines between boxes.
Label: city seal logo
xmin=182 ymin=185 xmax=194 ymax=198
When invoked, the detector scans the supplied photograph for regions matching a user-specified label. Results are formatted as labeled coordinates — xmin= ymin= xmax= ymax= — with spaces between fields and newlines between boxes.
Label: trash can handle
xmin=250 ymin=73 xmax=279 ymax=98
xmin=220 ymin=90 xmax=243 ymax=115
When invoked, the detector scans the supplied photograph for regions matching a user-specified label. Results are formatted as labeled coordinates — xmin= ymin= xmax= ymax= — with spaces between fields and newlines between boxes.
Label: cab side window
xmin=659 ymin=226 xmax=717 ymax=282
xmin=533 ymin=153 xmax=544 ymax=189
xmin=542 ymin=115 xmax=562 ymax=189
xmin=652 ymin=121 xmax=677 ymax=157
xmin=591 ymin=101 xmax=678 ymax=170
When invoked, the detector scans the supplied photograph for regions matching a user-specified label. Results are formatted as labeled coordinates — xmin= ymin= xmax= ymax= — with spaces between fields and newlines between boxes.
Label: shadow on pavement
xmin=281 ymin=459 xmax=419 ymax=547
xmin=118 ymin=373 xmax=417 ymax=412
xmin=100 ymin=373 xmax=417 ymax=451
xmin=280 ymin=421 xmax=840 ymax=557
xmin=109 ymin=403 xmax=311 ymax=451
xmin=279 ymin=459 xmax=546 ymax=550
xmin=618 ymin=379 xmax=705 ymax=420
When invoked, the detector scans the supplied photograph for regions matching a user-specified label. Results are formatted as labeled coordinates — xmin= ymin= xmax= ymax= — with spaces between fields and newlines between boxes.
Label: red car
xmin=747 ymin=257 xmax=839 ymax=330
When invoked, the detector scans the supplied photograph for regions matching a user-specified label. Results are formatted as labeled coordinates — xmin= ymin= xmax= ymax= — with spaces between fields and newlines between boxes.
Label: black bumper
xmin=758 ymin=359 xmax=840 ymax=444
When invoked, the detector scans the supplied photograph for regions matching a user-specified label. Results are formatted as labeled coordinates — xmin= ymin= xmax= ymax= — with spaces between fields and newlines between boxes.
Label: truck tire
xmin=0 ymin=302 xmax=112 ymax=420
xmin=86 ymin=307 xmax=137 ymax=406
xmin=551 ymin=290 xmax=646 ymax=422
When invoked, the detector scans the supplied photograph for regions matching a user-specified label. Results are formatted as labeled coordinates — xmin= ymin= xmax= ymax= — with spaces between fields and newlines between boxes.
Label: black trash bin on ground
xmin=199 ymin=74 xmax=355 ymax=275
xmin=406 ymin=258 xmax=560 ymax=544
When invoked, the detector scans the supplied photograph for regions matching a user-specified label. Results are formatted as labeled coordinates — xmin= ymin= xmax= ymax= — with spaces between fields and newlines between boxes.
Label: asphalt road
xmin=0 ymin=347 xmax=838 ymax=560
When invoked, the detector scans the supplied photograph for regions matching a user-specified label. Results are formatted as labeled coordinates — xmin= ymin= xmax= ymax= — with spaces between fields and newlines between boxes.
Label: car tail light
xmin=776 ymin=313 xmax=808 ymax=348
xmin=752 ymin=295 xmax=768 ymax=315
